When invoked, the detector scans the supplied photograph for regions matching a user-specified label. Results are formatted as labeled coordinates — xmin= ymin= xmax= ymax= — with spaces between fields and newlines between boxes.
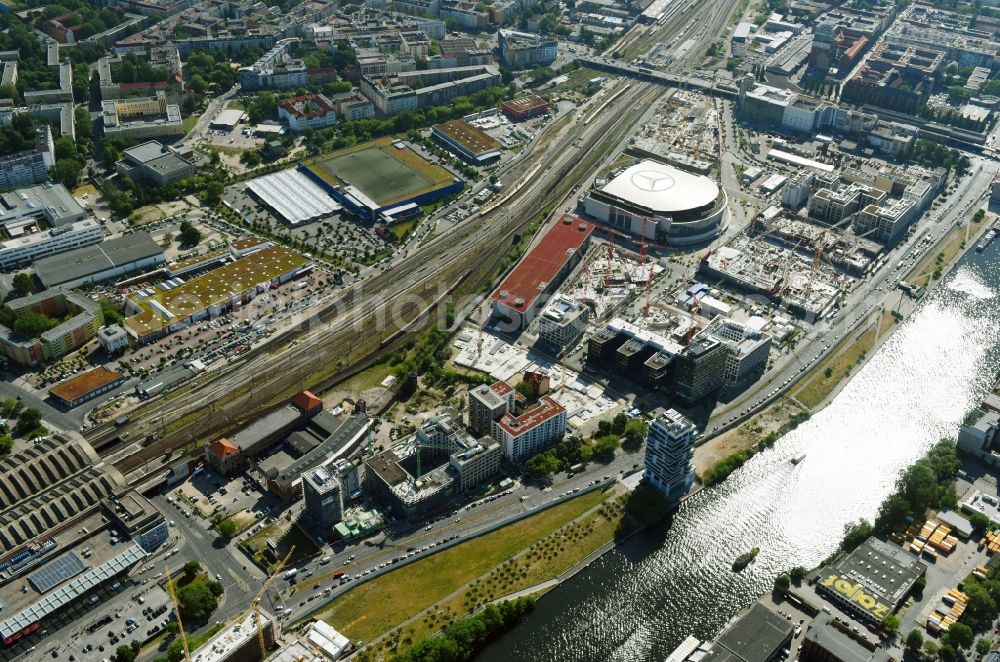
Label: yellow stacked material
xmin=948 ymin=588 xmax=968 ymax=603
xmin=974 ymin=568 xmax=988 ymax=580
xmin=910 ymin=540 xmax=926 ymax=554
xmin=945 ymin=535 xmax=959 ymax=546
xmin=988 ymin=530 xmax=1000 ymax=554
xmin=920 ymin=522 xmax=938 ymax=539
xmin=923 ymin=547 xmax=939 ymax=560
xmin=942 ymin=615 xmax=957 ymax=628
xmin=950 ymin=602 xmax=966 ymax=619
xmin=976 ymin=565 xmax=990 ymax=576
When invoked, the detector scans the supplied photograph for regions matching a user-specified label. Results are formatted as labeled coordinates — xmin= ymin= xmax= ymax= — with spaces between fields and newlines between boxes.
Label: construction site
xmin=628 ymin=90 xmax=719 ymax=175
xmin=696 ymin=203 xmax=889 ymax=321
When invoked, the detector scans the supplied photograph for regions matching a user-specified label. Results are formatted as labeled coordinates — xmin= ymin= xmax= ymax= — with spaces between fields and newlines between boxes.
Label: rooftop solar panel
xmin=28 ymin=552 xmax=87 ymax=594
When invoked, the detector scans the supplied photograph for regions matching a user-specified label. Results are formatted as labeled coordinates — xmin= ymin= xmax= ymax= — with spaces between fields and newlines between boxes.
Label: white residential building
xmin=537 ymin=296 xmax=589 ymax=348
xmin=705 ymin=316 xmax=772 ymax=386
xmin=492 ymin=396 xmax=567 ymax=462
xmin=644 ymin=409 xmax=696 ymax=501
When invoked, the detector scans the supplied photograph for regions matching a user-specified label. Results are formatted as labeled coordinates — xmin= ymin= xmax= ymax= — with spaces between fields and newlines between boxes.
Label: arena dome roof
xmin=599 ymin=160 xmax=719 ymax=213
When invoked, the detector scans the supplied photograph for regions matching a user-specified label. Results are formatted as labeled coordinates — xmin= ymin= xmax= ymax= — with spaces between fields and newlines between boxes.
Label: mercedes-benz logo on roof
xmin=631 ymin=169 xmax=676 ymax=192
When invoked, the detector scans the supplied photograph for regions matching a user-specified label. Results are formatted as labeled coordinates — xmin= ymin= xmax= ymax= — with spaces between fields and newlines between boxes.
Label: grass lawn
xmin=359 ymin=490 xmax=627 ymax=660
xmin=314 ymin=490 xmax=606 ymax=643
xmin=389 ymin=218 xmax=418 ymax=241
xmin=130 ymin=204 xmax=166 ymax=226
xmin=182 ymin=115 xmax=199 ymax=133
xmin=794 ymin=311 xmax=895 ymax=409
xmin=543 ymin=67 xmax=603 ymax=96
xmin=909 ymin=221 xmax=968 ymax=288
xmin=73 ymin=183 xmax=99 ymax=198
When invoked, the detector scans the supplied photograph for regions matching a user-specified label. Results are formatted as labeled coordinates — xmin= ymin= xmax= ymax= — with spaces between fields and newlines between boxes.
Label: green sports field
xmin=302 ymin=137 xmax=454 ymax=207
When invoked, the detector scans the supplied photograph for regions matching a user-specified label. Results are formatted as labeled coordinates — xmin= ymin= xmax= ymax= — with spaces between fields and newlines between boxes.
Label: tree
xmin=50 ymin=158 xmax=83 ymax=188
xmin=905 ymin=628 xmax=923 ymax=652
xmin=524 ymin=453 xmax=560 ymax=479
xmin=790 ymin=566 xmax=807 ymax=583
xmin=773 ymin=574 xmax=790 ymax=590
xmin=115 ymin=643 xmax=138 ymax=662
xmin=881 ymin=613 xmax=899 ymax=635
xmin=977 ymin=639 xmax=992 ymax=656
xmin=841 ymin=518 xmax=873 ymax=552
xmin=623 ymin=418 xmax=647 ymax=450
xmin=217 ymin=518 xmax=237 ymax=538
xmin=592 ymin=434 xmax=620 ymax=460
xmin=203 ymin=181 xmax=224 ymax=206
xmin=182 ymin=559 xmax=201 ymax=580
xmin=16 ymin=407 xmax=41 ymax=432
xmin=945 ymin=621 xmax=974 ymax=649
xmin=176 ymin=581 xmax=219 ymax=622
xmin=970 ymin=511 xmax=991 ymax=531
xmin=179 ymin=220 xmax=202 ymax=246
xmin=11 ymin=272 xmax=34 ymax=297
xmin=13 ymin=312 xmax=58 ymax=338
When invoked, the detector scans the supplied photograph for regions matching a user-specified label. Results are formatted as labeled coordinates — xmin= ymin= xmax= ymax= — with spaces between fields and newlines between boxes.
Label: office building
xmin=97 ymin=324 xmax=129 ymax=354
xmin=497 ymin=29 xmax=557 ymax=69
xmin=537 ymin=295 xmax=590 ymax=348
xmin=854 ymin=198 xmax=916 ymax=245
xmin=101 ymin=92 xmax=183 ymax=141
xmin=116 ymin=141 xmax=195 ymax=187
xmin=468 ymin=380 xmax=515 ymax=437
xmin=501 ymin=95 xmax=549 ymax=122
xmin=799 ymin=613 xmax=893 ymax=662
xmin=360 ymin=64 xmax=501 ymax=115
xmin=0 ymin=125 xmax=54 ymax=192
xmin=101 ymin=489 xmax=169 ymax=552
xmin=492 ymin=396 xmax=567 ymax=462
xmin=674 ymin=336 xmax=726 ymax=403
xmin=34 ymin=232 xmax=164 ymax=289
xmin=302 ymin=465 xmax=344 ymax=527
xmin=644 ymin=409 xmax=696 ymax=501
xmin=705 ymin=317 xmax=772 ymax=386
xmin=450 ymin=438 xmax=502 ymax=493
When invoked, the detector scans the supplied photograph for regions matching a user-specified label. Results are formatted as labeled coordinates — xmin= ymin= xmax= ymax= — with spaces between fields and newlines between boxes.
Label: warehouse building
xmin=815 ymin=537 xmax=925 ymax=626
xmin=245 ymin=169 xmax=342 ymax=225
xmin=49 ymin=366 xmax=125 ymax=408
xmin=431 ymin=119 xmax=502 ymax=163
xmin=34 ymin=232 xmax=164 ymax=289
xmin=491 ymin=215 xmax=594 ymax=332
xmin=501 ymin=95 xmax=548 ymax=122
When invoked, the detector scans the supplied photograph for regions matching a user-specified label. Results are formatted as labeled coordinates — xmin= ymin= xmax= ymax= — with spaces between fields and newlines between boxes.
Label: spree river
xmin=478 ymin=248 xmax=1000 ymax=662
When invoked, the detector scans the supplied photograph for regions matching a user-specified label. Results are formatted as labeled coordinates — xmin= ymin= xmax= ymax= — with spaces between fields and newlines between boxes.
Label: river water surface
xmin=477 ymin=248 xmax=1000 ymax=662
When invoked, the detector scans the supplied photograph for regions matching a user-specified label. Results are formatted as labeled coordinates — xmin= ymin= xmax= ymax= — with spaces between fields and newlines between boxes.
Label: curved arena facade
xmin=583 ymin=159 xmax=727 ymax=245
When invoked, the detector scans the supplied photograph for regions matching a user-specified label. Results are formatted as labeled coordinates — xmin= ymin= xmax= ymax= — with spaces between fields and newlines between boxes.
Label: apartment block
xmin=644 ymin=409 xmax=696 ymax=501
xmin=492 ymin=396 xmax=567 ymax=462
xmin=468 ymin=380 xmax=515 ymax=437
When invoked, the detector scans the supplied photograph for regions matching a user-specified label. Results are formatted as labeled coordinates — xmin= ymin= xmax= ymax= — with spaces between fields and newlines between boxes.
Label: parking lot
xmin=171 ymin=466 xmax=280 ymax=537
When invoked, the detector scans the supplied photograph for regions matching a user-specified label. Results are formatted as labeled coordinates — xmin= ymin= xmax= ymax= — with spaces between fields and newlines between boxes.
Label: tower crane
xmin=248 ymin=546 xmax=295 ymax=660
xmin=164 ymin=568 xmax=191 ymax=662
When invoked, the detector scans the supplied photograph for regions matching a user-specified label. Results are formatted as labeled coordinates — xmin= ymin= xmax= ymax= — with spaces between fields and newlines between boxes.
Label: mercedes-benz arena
xmin=583 ymin=158 xmax=727 ymax=245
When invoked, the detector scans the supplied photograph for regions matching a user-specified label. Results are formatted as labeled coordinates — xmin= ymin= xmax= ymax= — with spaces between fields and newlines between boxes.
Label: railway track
xmin=100 ymin=0 xmax=739 ymax=473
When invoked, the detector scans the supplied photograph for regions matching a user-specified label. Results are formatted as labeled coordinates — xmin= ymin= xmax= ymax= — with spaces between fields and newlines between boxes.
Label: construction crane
xmin=250 ymin=546 xmax=295 ymax=660
xmin=164 ymin=567 xmax=191 ymax=662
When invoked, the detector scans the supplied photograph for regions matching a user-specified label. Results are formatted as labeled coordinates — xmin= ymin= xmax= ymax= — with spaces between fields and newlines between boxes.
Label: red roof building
xmin=204 ymin=437 xmax=244 ymax=475
xmin=502 ymin=95 xmax=549 ymax=122
xmin=491 ymin=215 xmax=594 ymax=331
xmin=292 ymin=390 xmax=323 ymax=414
xmin=492 ymin=396 xmax=567 ymax=462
